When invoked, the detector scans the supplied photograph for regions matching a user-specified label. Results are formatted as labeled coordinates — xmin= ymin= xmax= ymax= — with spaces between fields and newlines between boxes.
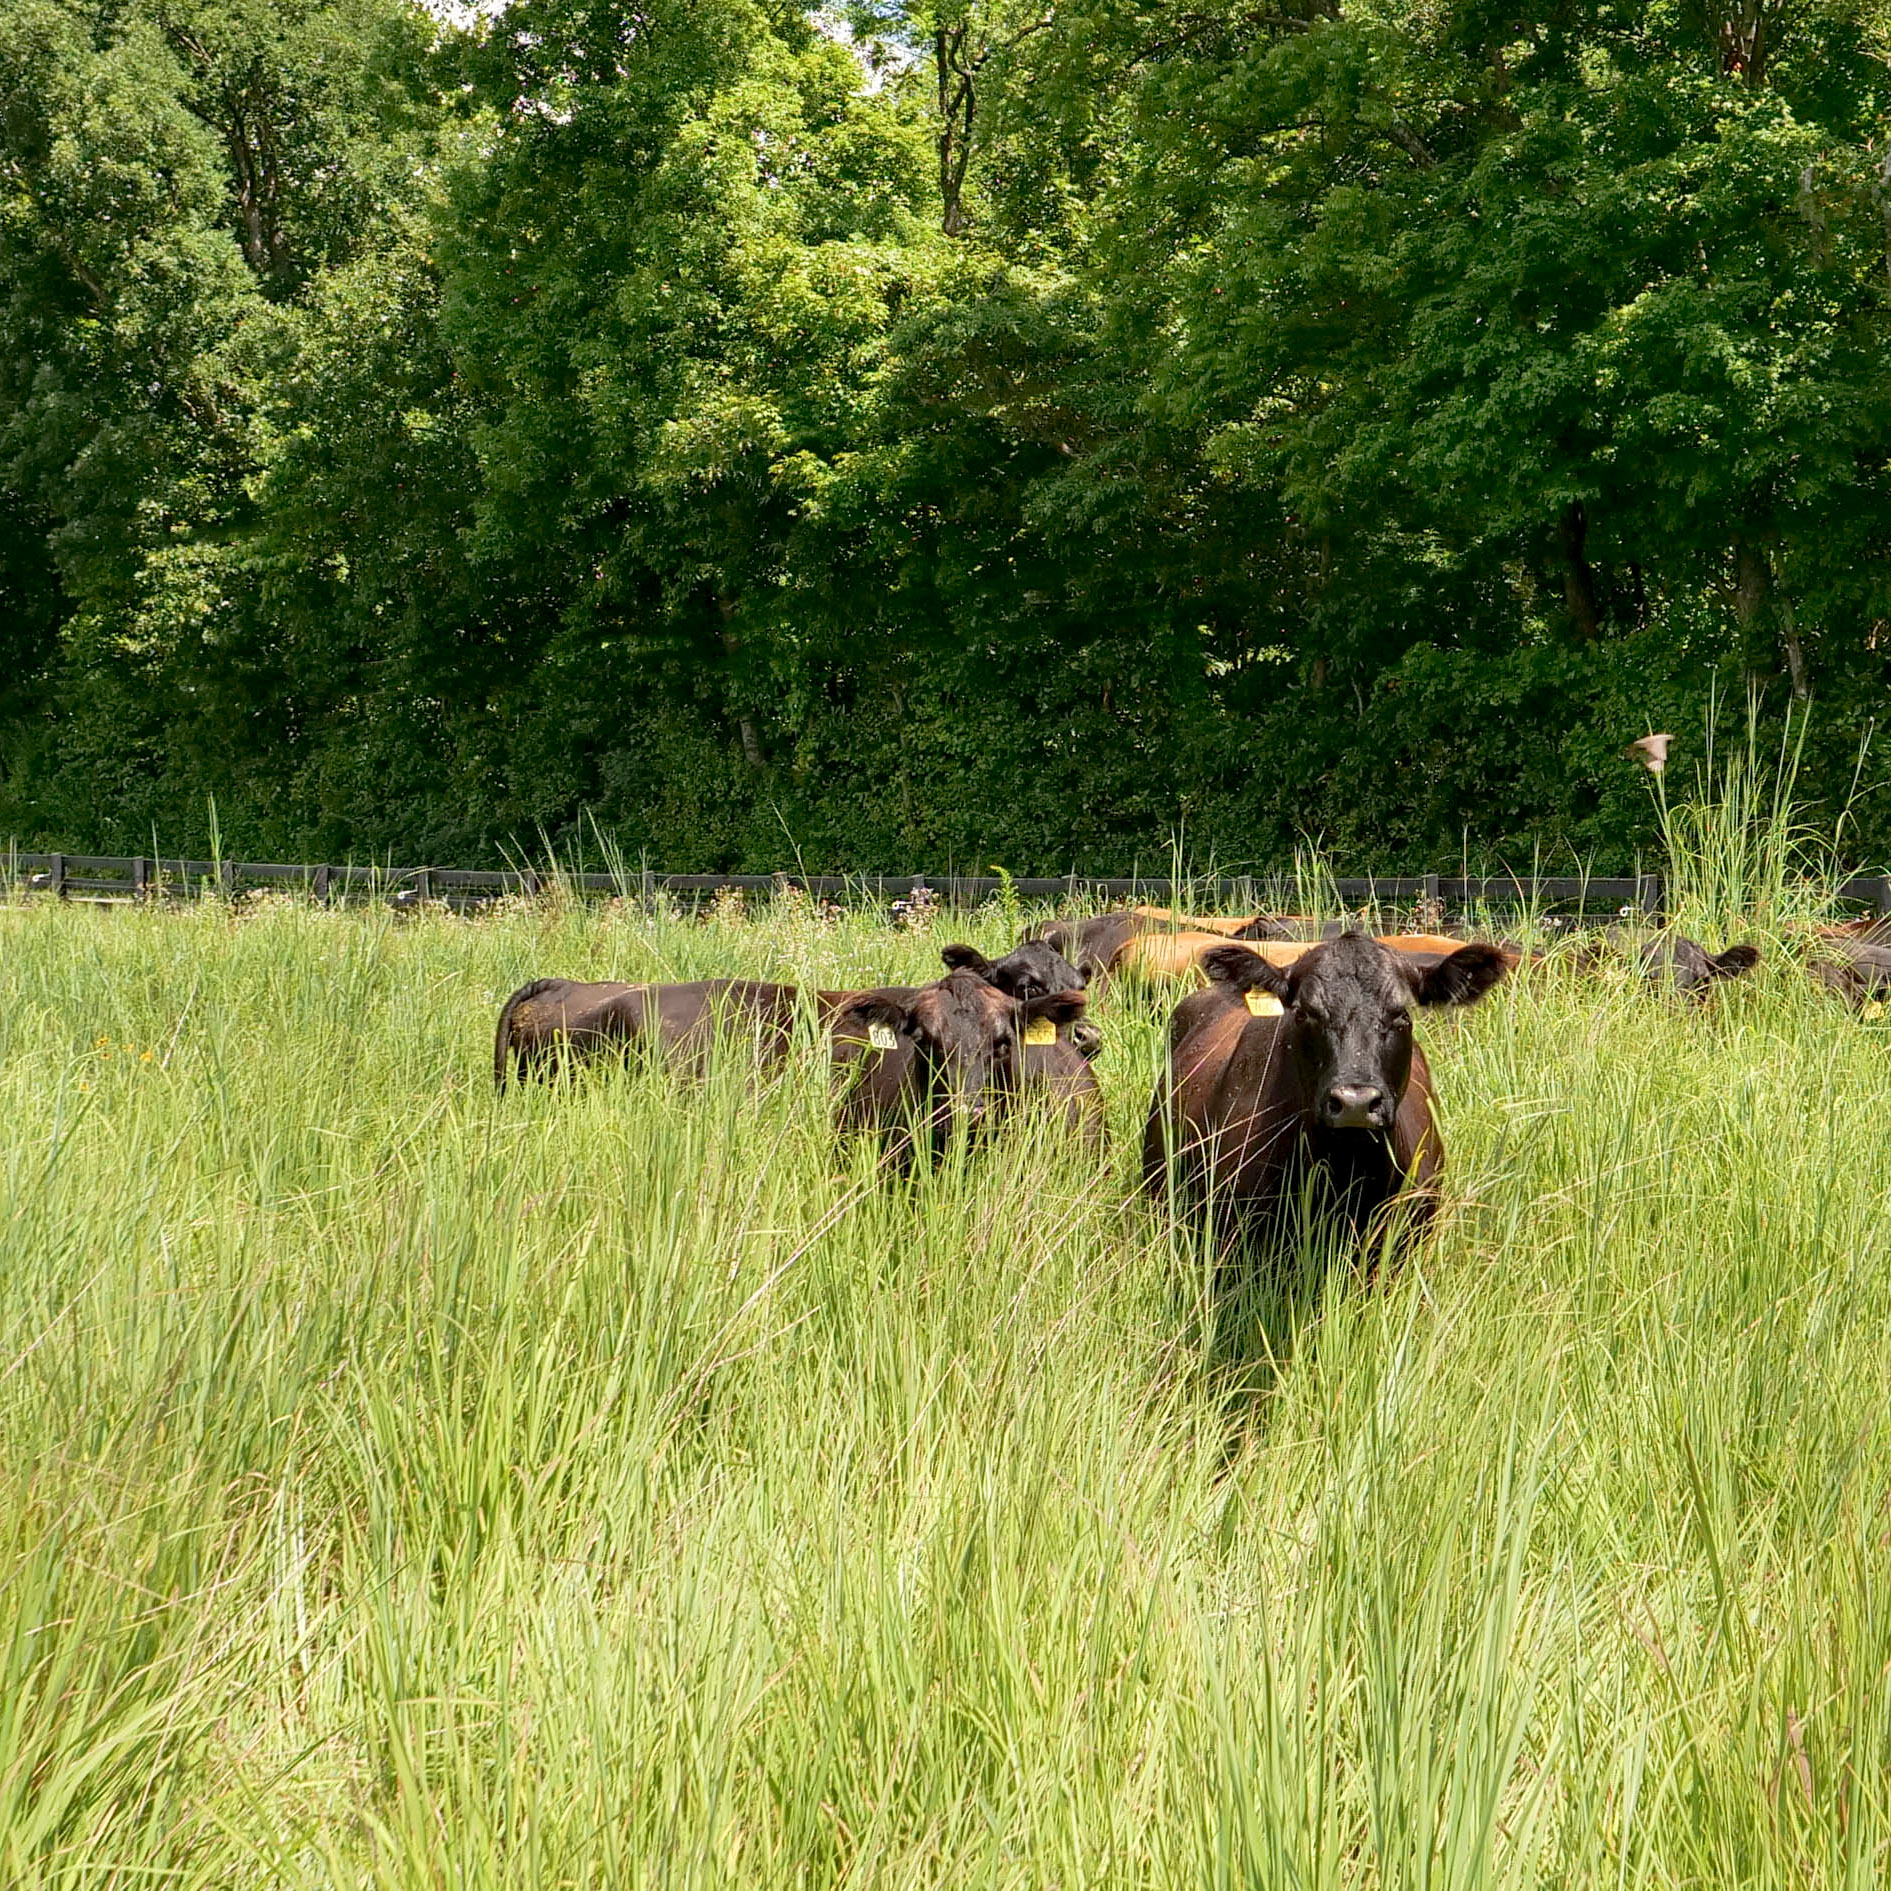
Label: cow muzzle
xmin=1321 ymin=1082 xmax=1391 ymax=1130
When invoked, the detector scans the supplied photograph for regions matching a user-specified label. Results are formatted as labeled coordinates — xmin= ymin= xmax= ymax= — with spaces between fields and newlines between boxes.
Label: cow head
xmin=941 ymin=938 xmax=1087 ymax=998
xmin=939 ymin=941 xmax=1102 ymax=1059
xmin=842 ymin=970 xmax=1090 ymax=1154
xmin=1202 ymin=932 xmax=1507 ymax=1132
xmin=1639 ymin=936 xmax=1760 ymax=1000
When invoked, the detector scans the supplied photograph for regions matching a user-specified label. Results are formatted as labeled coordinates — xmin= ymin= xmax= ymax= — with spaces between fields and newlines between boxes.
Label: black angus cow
xmin=1033 ymin=913 xmax=1148 ymax=987
xmin=1567 ymin=931 xmax=1760 ymax=999
xmin=1638 ymin=935 xmax=1761 ymax=998
xmin=831 ymin=968 xmax=1095 ymax=1166
xmin=1033 ymin=911 xmax=1295 ymax=988
xmin=494 ymin=939 xmax=1100 ymax=1089
xmin=1143 ymin=933 xmax=1507 ymax=1260
xmin=940 ymin=939 xmax=1102 ymax=1057
xmin=1809 ymin=937 xmax=1891 ymax=1008
xmin=494 ymin=977 xmax=801 ymax=1088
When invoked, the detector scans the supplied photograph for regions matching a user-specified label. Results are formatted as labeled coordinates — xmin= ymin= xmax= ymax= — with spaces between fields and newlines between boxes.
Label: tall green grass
xmin=1 ymin=886 xmax=1888 ymax=1887
xmin=1651 ymin=699 xmax=1865 ymax=943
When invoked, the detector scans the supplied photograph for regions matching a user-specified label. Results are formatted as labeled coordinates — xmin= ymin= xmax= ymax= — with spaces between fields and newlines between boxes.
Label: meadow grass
xmin=2 ymin=887 xmax=1889 ymax=1888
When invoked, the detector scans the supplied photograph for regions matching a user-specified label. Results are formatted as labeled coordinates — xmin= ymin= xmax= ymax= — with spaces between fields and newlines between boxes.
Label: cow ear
xmin=1710 ymin=944 xmax=1761 ymax=979
xmin=1410 ymin=942 xmax=1509 ymax=1007
xmin=1021 ymin=988 xmax=1088 ymax=1027
xmin=940 ymin=943 xmax=992 ymax=976
xmin=840 ymin=989 xmax=915 ymax=1034
xmin=1201 ymin=944 xmax=1291 ymax=999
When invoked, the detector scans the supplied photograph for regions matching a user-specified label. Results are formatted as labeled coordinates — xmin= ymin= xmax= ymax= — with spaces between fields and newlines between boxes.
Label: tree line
xmin=4 ymin=0 xmax=1889 ymax=871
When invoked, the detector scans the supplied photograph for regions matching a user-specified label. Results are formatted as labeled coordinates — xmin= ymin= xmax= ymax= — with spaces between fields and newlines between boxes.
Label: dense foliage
xmin=4 ymin=0 xmax=1890 ymax=867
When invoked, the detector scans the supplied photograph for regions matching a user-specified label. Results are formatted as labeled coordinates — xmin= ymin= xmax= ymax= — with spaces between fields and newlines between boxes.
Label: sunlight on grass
xmin=0 ymin=877 xmax=1887 ymax=1886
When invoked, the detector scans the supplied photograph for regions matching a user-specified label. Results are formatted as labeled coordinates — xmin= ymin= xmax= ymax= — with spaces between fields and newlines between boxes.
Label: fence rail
xmin=5 ymin=850 xmax=1891 ymax=918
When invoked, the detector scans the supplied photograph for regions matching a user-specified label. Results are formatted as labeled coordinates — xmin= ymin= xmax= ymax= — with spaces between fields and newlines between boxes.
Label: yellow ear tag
xmin=867 ymin=1023 xmax=899 ymax=1051
xmin=1865 ymin=1001 xmax=1886 ymax=1021
xmin=1023 ymin=1017 xmax=1058 ymax=1046
xmin=1245 ymin=990 xmax=1284 ymax=1017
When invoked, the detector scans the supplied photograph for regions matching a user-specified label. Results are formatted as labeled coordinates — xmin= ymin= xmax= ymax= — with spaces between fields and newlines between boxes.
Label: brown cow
xmin=494 ymin=940 xmax=1100 ymax=1089
xmin=1809 ymin=937 xmax=1891 ymax=1008
xmin=1112 ymin=931 xmax=1308 ymax=984
xmin=1143 ymin=934 xmax=1507 ymax=1263
xmin=1570 ymin=930 xmax=1761 ymax=998
xmin=830 ymin=969 xmax=1094 ymax=1166
xmin=1036 ymin=909 xmax=1300 ymax=987
xmin=1110 ymin=928 xmax=1516 ymax=989
xmin=494 ymin=977 xmax=801 ymax=1088
xmin=1129 ymin=906 xmax=1297 ymax=940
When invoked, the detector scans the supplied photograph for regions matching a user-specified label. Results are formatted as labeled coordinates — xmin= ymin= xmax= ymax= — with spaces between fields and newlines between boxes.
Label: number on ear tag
xmin=1022 ymin=1017 xmax=1057 ymax=1046
xmin=868 ymin=1022 xmax=899 ymax=1051
xmin=1244 ymin=990 xmax=1283 ymax=1017
xmin=1865 ymin=1001 xmax=1886 ymax=1022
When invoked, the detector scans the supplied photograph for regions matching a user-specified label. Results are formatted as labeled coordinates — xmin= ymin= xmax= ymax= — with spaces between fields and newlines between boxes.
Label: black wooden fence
xmin=6 ymin=850 xmax=1891 ymax=918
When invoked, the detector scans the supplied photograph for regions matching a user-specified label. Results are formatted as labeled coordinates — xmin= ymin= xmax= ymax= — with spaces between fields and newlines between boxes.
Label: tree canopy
xmin=4 ymin=0 xmax=1889 ymax=868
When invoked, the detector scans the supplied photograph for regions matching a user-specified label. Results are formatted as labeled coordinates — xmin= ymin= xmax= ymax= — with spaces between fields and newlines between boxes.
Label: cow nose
xmin=1322 ymin=1082 xmax=1388 ymax=1129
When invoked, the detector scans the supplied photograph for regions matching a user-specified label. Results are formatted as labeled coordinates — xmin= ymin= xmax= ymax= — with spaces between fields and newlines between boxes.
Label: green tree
xmin=442 ymin=0 xmax=942 ymax=805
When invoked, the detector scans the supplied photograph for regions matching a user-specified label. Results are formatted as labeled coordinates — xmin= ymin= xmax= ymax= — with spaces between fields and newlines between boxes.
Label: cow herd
xmin=495 ymin=902 xmax=1891 ymax=1268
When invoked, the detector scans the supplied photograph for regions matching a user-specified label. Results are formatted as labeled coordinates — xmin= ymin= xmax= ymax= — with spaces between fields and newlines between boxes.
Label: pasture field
xmin=3 ymin=889 xmax=1891 ymax=1888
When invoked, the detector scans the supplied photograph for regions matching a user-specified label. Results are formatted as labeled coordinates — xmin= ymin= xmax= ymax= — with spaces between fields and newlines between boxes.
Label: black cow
xmin=1639 ymin=935 xmax=1761 ymax=998
xmin=1809 ymin=938 xmax=1891 ymax=1008
xmin=494 ymin=977 xmax=802 ymax=1088
xmin=832 ymin=969 xmax=1094 ymax=1167
xmin=1143 ymin=933 xmax=1507 ymax=1259
xmin=940 ymin=940 xmax=1101 ymax=1057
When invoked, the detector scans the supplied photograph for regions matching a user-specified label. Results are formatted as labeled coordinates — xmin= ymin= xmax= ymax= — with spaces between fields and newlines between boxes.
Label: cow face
xmin=1639 ymin=936 xmax=1760 ymax=999
xmin=939 ymin=940 xmax=1101 ymax=1058
xmin=940 ymin=938 xmax=1088 ymax=1000
xmin=1202 ymin=933 xmax=1507 ymax=1131
xmin=843 ymin=971 xmax=1090 ymax=1154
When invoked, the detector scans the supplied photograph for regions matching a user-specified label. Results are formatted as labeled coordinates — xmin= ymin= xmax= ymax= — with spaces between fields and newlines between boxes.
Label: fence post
xmin=1422 ymin=872 xmax=1442 ymax=925
xmin=313 ymin=865 xmax=330 ymax=903
xmin=218 ymin=859 xmax=236 ymax=901
xmin=49 ymin=853 xmax=66 ymax=899
xmin=131 ymin=856 xmax=149 ymax=901
xmin=1637 ymin=873 xmax=1663 ymax=922
xmin=415 ymin=867 xmax=433 ymax=903
xmin=1876 ymin=875 xmax=1891 ymax=918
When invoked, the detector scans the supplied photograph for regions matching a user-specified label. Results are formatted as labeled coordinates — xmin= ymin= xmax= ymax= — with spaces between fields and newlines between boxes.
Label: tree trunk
xmin=1558 ymin=501 xmax=1602 ymax=640
xmin=1729 ymin=534 xmax=1807 ymax=699
xmin=1717 ymin=0 xmax=1768 ymax=83
xmin=1778 ymin=592 xmax=1810 ymax=702
xmin=716 ymin=594 xmax=766 ymax=769
xmin=935 ymin=24 xmax=975 ymax=237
